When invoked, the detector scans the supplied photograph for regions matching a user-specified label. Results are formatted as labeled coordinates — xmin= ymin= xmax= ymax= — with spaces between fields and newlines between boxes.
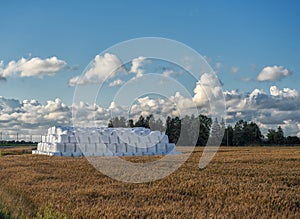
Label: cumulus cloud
xmin=130 ymin=56 xmax=146 ymax=78
xmin=224 ymin=85 xmax=300 ymax=136
xmin=0 ymin=97 xmax=71 ymax=135
xmin=109 ymin=79 xmax=124 ymax=87
xmin=0 ymin=57 xmax=67 ymax=78
xmin=192 ymin=73 xmax=223 ymax=106
xmin=270 ymin=86 xmax=298 ymax=98
xmin=241 ymin=77 xmax=251 ymax=82
xmin=0 ymin=92 xmax=197 ymax=135
xmin=0 ymin=96 xmax=22 ymax=113
xmin=69 ymin=53 xmax=124 ymax=86
xmin=231 ymin=66 xmax=239 ymax=74
xmin=162 ymin=70 xmax=174 ymax=77
xmin=256 ymin=65 xmax=291 ymax=82
xmin=214 ymin=62 xmax=222 ymax=70
xmin=1 ymin=81 xmax=300 ymax=137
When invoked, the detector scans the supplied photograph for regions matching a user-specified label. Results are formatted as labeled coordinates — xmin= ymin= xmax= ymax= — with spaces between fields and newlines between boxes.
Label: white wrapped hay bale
xmin=156 ymin=142 xmax=167 ymax=154
xmin=126 ymin=144 xmax=136 ymax=154
xmin=32 ymin=126 xmax=180 ymax=157
xmin=136 ymin=146 xmax=147 ymax=154
xmin=64 ymin=143 xmax=75 ymax=153
xmin=77 ymin=133 xmax=90 ymax=144
xmin=52 ymin=143 xmax=64 ymax=152
xmin=147 ymin=145 xmax=157 ymax=154
xmin=90 ymin=133 xmax=100 ymax=144
xmin=57 ymin=134 xmax=69 ymax=143
xmin=41 ymin=136 xmax=47 ymax=142
xmin=116 ymin=142 xmax=126 ymax=154
xmin=100 ymin=134 xmax=109 ymax=144
xmin=107 ymin=143 xmax=117 ymax=154
xmin=95 ymin=143 xmax=107 ymax=154
xmin=149 ymin=131 xmax=160 ymax=143
xmin=69 ymin=135 xmax=77 ymax=144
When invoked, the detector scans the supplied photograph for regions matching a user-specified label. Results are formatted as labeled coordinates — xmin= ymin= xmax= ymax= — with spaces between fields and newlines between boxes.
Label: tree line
xmin=108 ymin=114 xmax=300 ymax=146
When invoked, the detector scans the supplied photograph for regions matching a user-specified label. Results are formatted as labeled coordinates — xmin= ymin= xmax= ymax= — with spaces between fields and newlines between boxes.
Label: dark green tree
xmin=127 ymin=119 xmax=134 ymax=128
xmin=276 ymin=126 xmax=285 ymax=145
xmin=267 ymin=126 xmax=285 ymax=145
xmin=197 ymin=115 xmax=212 ymax=146
xmin=233 ymin=120 xmax=247 ymax=146
xmin=135 ymin=115 xmax=147 ymax=128
xmin=165 ymin=116 xmax=181 ymax=144
xmin=177 ymin=115 xmax=192 ymax=146
xmin=222 ymin=125 xmax=234 ymax=146
xmin=108 ymin=116 xmax=127 ymax=127
xmin=267 ymin=129 xmax=277 ymax=144
xmin=285 ymin=136 xmax=300 ymax=145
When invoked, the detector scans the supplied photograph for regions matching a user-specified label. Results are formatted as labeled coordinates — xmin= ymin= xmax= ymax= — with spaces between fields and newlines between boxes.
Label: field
xmin=0 ymin=147 xmax=299 ymax=218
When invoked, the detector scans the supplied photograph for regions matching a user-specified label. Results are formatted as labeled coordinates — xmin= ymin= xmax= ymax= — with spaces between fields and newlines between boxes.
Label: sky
xmin=0 ymin=0 xmax=300 ymax=137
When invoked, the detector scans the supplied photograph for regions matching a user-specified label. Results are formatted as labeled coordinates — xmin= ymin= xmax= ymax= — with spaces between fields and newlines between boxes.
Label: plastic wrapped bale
xmin=136 ymin=141 xmax=147 ymax=154
xmin=146 ymin=145 xmax=157 ymax=155
xmin=156 ymin=142 xmax=167 ymax=154
xmin=166 ymin=143 xmax=176 ymax=153
xmin=128 ymin=132 xmax=140 ymax=145
xmin=64 ymin=143 xmax=75 ymax=153
xmin=82 ymin=143 xmax=95 ymax=156
xmin=107 ymin=143 xmax=117 ymax=154
xmin=77 ymin=133 xmax=90 ymax=144
xmin=90 ymin=133 xmax=100 ymax=144
xmin=149 ymin=131 xmax=161 ymax=144
xmin=109 ymin=131 xmax=119 ymax=144
xmin=126 ymin=143 xmax=136 ymax=154
xmin=33 ymin=126 xmax=181 ymax=157
xmin=52 ymin=143 xmax=64 ymax=152
xmin=160 ymin=135 xmax=169 ymax=144
xmin=57 ymin=134 xmax=69 ymax=143
xmin=95 ymin=143 xmax=107 ymax=155
xmin=69 ymin=135 xmax=77 ymax=144
xmin=116 ymin=142 xmax=126 ymax=154
xmin=100 ymin=134 xmax=109 ymax=144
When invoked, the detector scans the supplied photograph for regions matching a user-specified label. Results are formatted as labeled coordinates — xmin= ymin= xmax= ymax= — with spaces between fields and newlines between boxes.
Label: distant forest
xmin=108 ymin=114 xmax=300 ymax=146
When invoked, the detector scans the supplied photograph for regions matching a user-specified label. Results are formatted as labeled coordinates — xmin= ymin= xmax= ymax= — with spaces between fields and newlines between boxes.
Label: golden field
xmin=0 ymin=147 xmax=299 ymax=218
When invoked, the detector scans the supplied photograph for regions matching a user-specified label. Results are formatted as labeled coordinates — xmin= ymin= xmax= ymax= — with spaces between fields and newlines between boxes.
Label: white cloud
xmin=130 ymin=56 xmax=146 ymax=78
xmin=214 ymin=62 xmax=222 ymax=70
xmin=0 ymin=97 xmax=71 ymax=134
xmin=162 ymin=69 xmax=177 ymax=77
xmin=0 ymin=57 xmax=67 ymax=78
xmin=241 ymin=77 xmax=251 ymax=82
xmin=224 ymin=86 xmax=300 ymax=136
xmin=231 ymin=66 xmax=239 ymax=74
xmin=256 ymin=65 xmax=290 ymax=82
xmin=0 ymin=96 xmax=21 ymax=112
xmin=69 ymin=53 xmax=124 ymax=86
xmin=192 ymin=73 xmax=223 ymax=106
xmin=270 ymin=86 xmax=298 ymax=98
xmin=1 ymin=83 xmax=300 ymax=137
xmin=68 ymin=76 xmax=82 ymax=86
xmin=109 ymin=79 xmax=124 ymax=87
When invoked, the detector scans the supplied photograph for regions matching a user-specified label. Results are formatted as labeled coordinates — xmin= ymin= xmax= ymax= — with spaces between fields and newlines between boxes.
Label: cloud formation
xmin=224 ymin=85 xmax=300 ymax=136
xmin=1 ymin=84 xmax=300 ymax=137
xmin=130 ymin=56 xmax=146 ymax=78
xmin=69 ymin=53 xmax=124 ymax=86
xmin=193 ymin=73 xmax=223 ymax=106
xmin=0 ymin=57 xmax=67 ymax=78
xmin=256 ymin=65 xmax=290 ymax=82
xmin=109 ymin=79 xmax=125 ymax=87
xmin=231 ymin=66 xmax=239 ymax=74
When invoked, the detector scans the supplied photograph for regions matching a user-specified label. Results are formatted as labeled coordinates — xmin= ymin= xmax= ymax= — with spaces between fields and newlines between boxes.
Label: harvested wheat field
xmin=0 ymin=147 xmax=299 ymax=218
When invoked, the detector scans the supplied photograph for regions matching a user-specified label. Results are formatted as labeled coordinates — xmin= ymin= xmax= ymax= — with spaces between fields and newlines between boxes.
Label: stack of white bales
xmin=32 ymin=126 xmax=178 ymax=157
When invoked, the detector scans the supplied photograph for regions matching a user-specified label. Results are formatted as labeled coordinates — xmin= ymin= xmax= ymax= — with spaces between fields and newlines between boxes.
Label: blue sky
xmin=0 ymin=0 xmax=300 ymax=135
